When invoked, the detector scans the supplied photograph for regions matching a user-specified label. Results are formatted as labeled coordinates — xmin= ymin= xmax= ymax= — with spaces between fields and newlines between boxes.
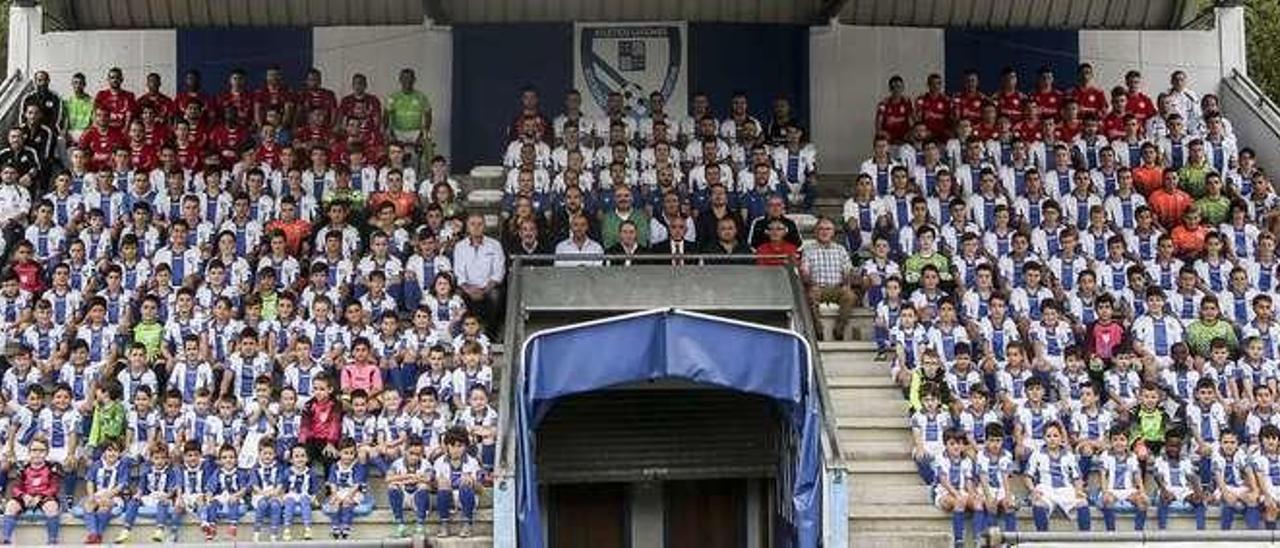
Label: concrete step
xmin=821 ymin=356 xmax=890 ymax=379
xmin=830 ymin=375 xmax=898 ymax=389
xmin=850 ymin=504 xmax=1234 ymax=533
xmin=848 ymin=531 xmax=952 ymax=548
xmin=843 ymin=438 xmax=913 ymax=461
xmin=839 ymin=421 xmax=911 ymax=443
xmin=833 ymin=396 xmax=911 ymax=418
xmin=849 ymin=459 xmax=918 ymax=475
xmin=853 ymin=471 xmax=936 ymax=489
xmin=853 ymin=484 xmax=933 ymax=505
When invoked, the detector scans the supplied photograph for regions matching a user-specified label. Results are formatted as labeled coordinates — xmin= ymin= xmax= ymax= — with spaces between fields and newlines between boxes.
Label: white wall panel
xmin=314 ymin=25 xmax=454 ymax=158
xmin=810 ymin=24 xmax=944 ymax=173
xmin=1079 ymin=29 xmax=1221 ymax=98
xmin=28 ymin=29 xmax=178 ymax=97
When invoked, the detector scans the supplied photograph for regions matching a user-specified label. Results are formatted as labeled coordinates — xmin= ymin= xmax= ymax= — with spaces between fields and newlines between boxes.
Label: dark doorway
xmin=548 ymin=482 xmax=628 ymax=548
xmin=665 ymin=479 xmax=749 ymax=548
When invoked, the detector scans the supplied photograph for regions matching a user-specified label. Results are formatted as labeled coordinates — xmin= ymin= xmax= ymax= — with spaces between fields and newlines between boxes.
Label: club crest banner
xmin=574 ymin=22 xmax=688 ymax=120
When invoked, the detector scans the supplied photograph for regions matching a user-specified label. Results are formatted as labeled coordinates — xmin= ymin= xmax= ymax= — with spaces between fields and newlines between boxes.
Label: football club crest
xmin=574 ymin=22 xmax=688 ymax=119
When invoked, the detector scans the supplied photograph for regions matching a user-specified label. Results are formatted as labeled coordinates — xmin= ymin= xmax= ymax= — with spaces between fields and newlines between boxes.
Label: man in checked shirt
xmin=801 ymin=217 xmax=856 ymax=340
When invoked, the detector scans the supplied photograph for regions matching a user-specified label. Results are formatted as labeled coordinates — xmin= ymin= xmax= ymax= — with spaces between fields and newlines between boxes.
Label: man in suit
xmin=702 ymin=216 xmax=752 ymax=256
xmin=605 ymin=220 xmax=646 ymax=266
xmin=649 ymin=216 xmax=693 ymax=265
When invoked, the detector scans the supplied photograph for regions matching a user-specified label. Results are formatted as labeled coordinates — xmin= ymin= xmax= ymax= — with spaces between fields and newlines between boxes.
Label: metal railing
xmin=0 ymin=70 xmax=31 ymax=131
xmin=1224 ymin=68 xmax=1280 ymax=139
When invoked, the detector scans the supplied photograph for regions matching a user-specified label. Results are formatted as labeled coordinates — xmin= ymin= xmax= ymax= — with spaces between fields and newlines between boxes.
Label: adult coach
xmin=386 ymin=68 xmax=433 ymax=170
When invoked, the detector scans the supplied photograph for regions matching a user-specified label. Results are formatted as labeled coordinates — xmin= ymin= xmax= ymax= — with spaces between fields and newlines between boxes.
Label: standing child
xmin=125 ymin=443 xmax=180 ymax=542
xmin=1024 ymin=421 xmax=1090 ymax=531
xmin=1 ymin=439 xmax=63 ymax=544
xmin=1155 ymin=428 xmax=1207 ymax=529
xmin=281 ymin=445 xmax=318 ymax=541
xmin=80 ymin=440 xmax=131 ymax=544
xmin=300 ymin=375 xmax=343 ymax=473
xmin=975 ymin=423 xmax=1017 ymax=532
xmin=386 ymin=436 xmax=433 ymax=537
xmin=910 ymin=386 xmax=950 ymax=484
xmin=433 ymin=427 xmax=481 ymax=538
xmin=933 ymin=428 xmax=979 ymax=548
xmin=1099 ymin=426 xmax=1148 ymax=531
xmin=250 ymin=440 xmax=285 ymax=542
xmin=325 ymin=438 xmax=368 ymax=539
xmin=1213 ymin=430 xmax=1258 ymax=529
xmin=208 ymin=444 xmax=249 ymax=540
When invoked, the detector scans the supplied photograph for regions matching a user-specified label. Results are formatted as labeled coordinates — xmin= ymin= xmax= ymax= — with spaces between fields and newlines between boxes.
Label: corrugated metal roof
xmin=53 ymin=0 xmax=426 ymax=29
xmin=835 ymin=0 xmax=1196 ymax=29
xmin=39 ymin=0 xmax=1198 ymax=28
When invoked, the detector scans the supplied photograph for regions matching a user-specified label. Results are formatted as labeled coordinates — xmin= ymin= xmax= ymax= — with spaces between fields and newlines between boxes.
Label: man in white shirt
xmin=553 ymin=214 xmax=604 ymax=267
xmin=453 ymin=213 xmax=506 ymax=336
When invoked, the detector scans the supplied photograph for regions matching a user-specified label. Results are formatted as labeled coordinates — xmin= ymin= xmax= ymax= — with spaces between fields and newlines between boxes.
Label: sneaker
xmin=253 ymin=531 xmax=262 ymax=543
xmin=414 ymin=523 xmax=427 ymax=537
xmin=152 ymin=528 xmax=165 ymax=542
xmin=114 ymin=529 xmax=132 ymax=544
xmin=202 ymin=523 xmax=216 ymax=541
xmin=303 ymin=527 xmax=313 ymax=540
xmin=282 ymin=528 xmax=293 ymax=542
xmin=459 ymin=523 xmax=473 ymax=538
xmin=227 ymin=525 xmax=238 ymax=540
xmin=339 ymin=529 xmax=350 ymax=540
xmin=84 ymin=533 xmax=101 ymax=544
xmin=394 ymin=524 xmax=408 ymax=538
xmin=330 ymin=528 xmax=340 ymax=540
xmin=438 ymin=520 xmax=453 ymax=538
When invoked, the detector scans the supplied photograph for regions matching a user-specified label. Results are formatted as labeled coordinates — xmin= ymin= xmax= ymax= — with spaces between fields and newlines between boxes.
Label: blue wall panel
xmin=451 ymin=24 xmax=574 ymax=171
xmin=944 ymin=30 xmax=1078 ymax=93
xmin=688 ymin=24 xmax=809 ymax=130
xmin=177 ymin=28 xmax=313 ymax=93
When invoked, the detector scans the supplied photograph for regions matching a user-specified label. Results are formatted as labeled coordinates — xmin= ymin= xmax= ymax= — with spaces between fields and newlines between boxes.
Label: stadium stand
xmin=1 ymin=0 xmax=1279 ymax=547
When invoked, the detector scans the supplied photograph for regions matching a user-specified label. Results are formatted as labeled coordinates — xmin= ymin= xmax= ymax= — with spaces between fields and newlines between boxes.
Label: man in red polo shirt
xmin=1148 ymin=168 xmax=1193 ymax=229
xmin=915 ymin=73 xmax=952 ymax=140
xmin=175 ymin=70 xmax=211 ymax=126
xmin=78 ymin=109 xmax=125 ymax=170
xmin=93 ymin=67 xmax=137 ymax=131
xmin=993 ymin=67 xmax=1026 ymax=122
xmin=137 ymin=72 xmax=175 ymax=122
xmin=876 ymin=75 xmax=913 ymax=144
xmin=1101 ymin=87 xmax=1130 ymax=140
xmin=1031 ymin=66 xmax=1064 ymax=121
xmin=254 ymin=66 xmax=295 ymax=127
xmin=297 ymin=68 xmax=338 ymax=130
xmin=953 ymin=70 xmax=986 ymax=124
xmin=1124 ymin=70 xmax=1158 ymax=124
xmin=209 ymin=107 xmax=251 ymax=168
xmin=339 ymin=73 xmax=383 ymax=139
xmin=1071 ymin=63 xmax=1108 ymax=119
xmin=216 ymin=69 xmax=254 ymax=123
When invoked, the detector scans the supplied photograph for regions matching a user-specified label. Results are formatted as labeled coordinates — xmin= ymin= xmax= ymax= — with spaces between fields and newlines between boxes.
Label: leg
xmin=1101 ymin=493 xmax=1117 ymax=531
xmin=413 ymin=490 xmax=430 ymax=524
xmin=388 ymin=488 xmax=406 ymax=524
xmin=42 ymin=499 xmax=60 ymax=543
xmin=437 ymin=489 xmax=453 ymax=522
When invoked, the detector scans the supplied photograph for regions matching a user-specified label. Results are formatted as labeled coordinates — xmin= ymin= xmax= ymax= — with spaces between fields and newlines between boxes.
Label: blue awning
xmin=516 ymin=308 xmax=822 ymax=547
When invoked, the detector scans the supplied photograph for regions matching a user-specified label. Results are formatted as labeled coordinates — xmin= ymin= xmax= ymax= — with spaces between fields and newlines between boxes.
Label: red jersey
xmin=300 ymin=397 xmax=342 ymax=445
xmin=174 ymin=140 xmax=205 ymax=172
xmin=142 ymin=123 xmax=171 ymax=150
xmin=915 ymin=92 xmax=952 ymax=139
xmin=1101 ymin=112 xmax=1128 ymax=141
xmin=1058 ymin=119 xmax=1082 ymax=142
xmin=128 ymin=142 xmax=159 ymax=172
xmin=137 ymin=91 xmax=175 ymax=120
xmin=339 ymin=93 xmax=383 ymax=134
xmin=953 ymin=91 xmax=986 ymax=122
xmin=12 ymin=260 xmax=43 ymax=293
xmin=174 ymin=91 xmax=212 ymax=123
xmin=298 ymin=87 xmax=338 ymax=127
xmin=93 ymin=89 xmax=138 ymax=130
xmin=210 ymin=124 xmax=251 ymax=166
xmin=216 ymin=90 xmax=255 ymax=121
xmin=973 ymin=121 xmax=999 ymax=142
xmin=876 ymin=96 xmax=913 ymax=142
xmin=994 ymin=90 xmax=1026 ymax=122
xmin=254 ymin=85 xmax=294 ymax=117
xmin=1126 ymin=92 xmax=1157 ymax=123
xmin=256 ymin=140 xmax=282 ymax=169
xmin=12 ymin=463 xmax=60 ymax=499
xmin=295 ymin=125 xmax=332 ymax=149
xmin=1031 ymin=88 xmax=1064 ymax=120
xmin=1072 ymin=86 xmax=1108 ymax=118
xmin=1012 ymin=120 xmax=1043 ymax=143
xmin=78 ymin=125 xmax=125 ymax=170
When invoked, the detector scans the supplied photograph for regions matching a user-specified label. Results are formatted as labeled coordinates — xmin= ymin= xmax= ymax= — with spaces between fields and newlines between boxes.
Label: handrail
xmin=1223 ymin=68 xmax=1280 ymax=139
xmin=0 ymin=70 xmax=30 ymax=130
xmin=784 ymin=262 xmax=847 ymax=469
xmin=494 ymin=257 xmax=524 ymax=477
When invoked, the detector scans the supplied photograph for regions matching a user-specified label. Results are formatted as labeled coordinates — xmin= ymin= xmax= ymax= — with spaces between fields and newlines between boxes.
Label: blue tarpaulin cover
xmin=516 ymin=308 xmax=822 ymax=547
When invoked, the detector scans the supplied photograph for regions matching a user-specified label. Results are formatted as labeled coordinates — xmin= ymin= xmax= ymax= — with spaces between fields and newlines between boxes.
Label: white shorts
xmin=140 ymin=493 xmax=172 ymax=507
xmin=212 ymin=493 xmax=241 ymax=506
xmin=252 ymin=494 xmax=280 ymax=508
xmin=1216 ymin=484 xmax=1251 ymax=503
xmin=1106 ymin=488 xmax=1138 ymax=507
xmin=933 ymin=486 xmax=965 ymax=508
xmin=178 ymin=493 xmax=205 ymax=510
xmin=1164 ymin=486 xmax=1194 ymax=505
xmin=82 ymin=495 xmax=124 ymax=513
xmin=1034 ymin=485 xmax=1085 ymax=513
xmin=986 ymin=487 xmax=1009 ymax=503
xmin=283 ymin=493 xmax=312 ymax=506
